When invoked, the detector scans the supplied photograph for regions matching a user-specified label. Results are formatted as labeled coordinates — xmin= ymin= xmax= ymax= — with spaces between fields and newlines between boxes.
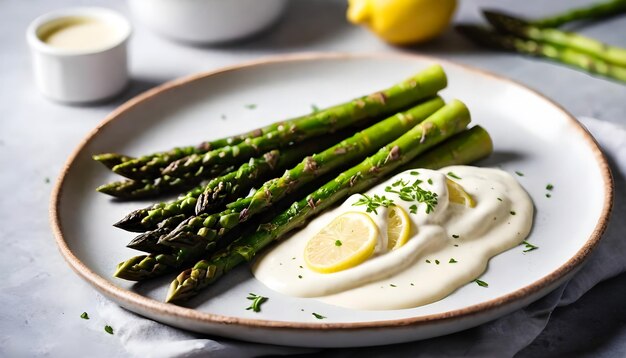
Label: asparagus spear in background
xmin=161 ymin=65 xmax=448 ymax=179
xmin=114 ymin=133 xmax=350 ymax=232
xmin=114 ymin=125 xmax=491 ymax=282
xmin=92 ymin=153 xmax=134 ymax=170
xmin=456 ymin=25 xmax=626 ymax=84
xmin=165 ymin=100 xmax=472 ymax=302
xmin=160 ymin=97 xmax=446 ymax=249
xmin=532 ymin=0 xmax=626 ymax=28
xmin=484 ymin=11 xmax=626 ymax=67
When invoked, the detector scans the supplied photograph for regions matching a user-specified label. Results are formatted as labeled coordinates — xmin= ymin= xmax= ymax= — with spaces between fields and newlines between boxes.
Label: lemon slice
xmin=304 ymin=212 xmax=378 ymax=274
xmin=387 ymin=206 xmax=411 ymax=250
xmin=447 ymin=178 xmax=476 ymax=207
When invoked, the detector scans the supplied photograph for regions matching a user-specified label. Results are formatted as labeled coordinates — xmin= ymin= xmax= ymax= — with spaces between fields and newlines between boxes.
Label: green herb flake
xmin=435 ymin=260 xmax=440 ymax=265
xmin=299 ymin=265 xmax=303 ymax=269
xmin=335 ymin=240 xmax=342 ymax=247
xmin=452 ymin=234 xmax=459 ymax=239
xmin=515 ymin=171 xmax=524 ymax=177
xmin=409 ymin=204 xmax=418 ymax=214
xmin=497 ymin=197 xmax=503 ymax=202
xmin=298 ymin=275 xmax=303 ymax=279
xmin=521 ymin=241 xmax=539 ymax=253
xmin=510 ymin=211 xmax=516 ymax=215
xmin=449 ymin=258 xmax=458 ymax=263
xmin=311 ymin=104 xmax=320 ymax=113
xmin=246 ymin=293 xmax=268 ymax=313
xmin=454 ymin=244 xmax=459 ymax=247
xmin=104 ymin=325 xmax=114 ymax=335
xmin=410 ymin=283 xmax=415 ymax=286
xmin=410 ymin=171 xmax=419 ymax=176
xmin=390 ymin=284 xmax=397 ymax=287
xmin=312 ymin=313 xmax=326 ymax=320
xmin=80 ymin=312 xmax=89 ymax=320
xmin=427 ymin=178 xmax=433 ymax=185
xmin=385 ymin=179 xmax=438 ymax=214
xmin=447 ymin=172 xmax=461 ymax=180
xmin=546 ymin=193 xmax=552 ymax=198
xmin=546 ymin=184 xmax=554 ymax=191
xmin=474 ymin=279 xmax=489 ymax=288
xmin=352 ymin=193 xmax=395 ymax=214
xmin=245 ymin=104 xmax=257 ymax=110
xmin=425 ymin=259 xmax=431 ymax=264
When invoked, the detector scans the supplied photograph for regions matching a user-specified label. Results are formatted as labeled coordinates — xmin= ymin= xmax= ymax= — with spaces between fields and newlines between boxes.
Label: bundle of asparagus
xmin=94 ymin=65 xmax=494 ymax=303
xmin=457 ymin=0 xmax=626 ymax=84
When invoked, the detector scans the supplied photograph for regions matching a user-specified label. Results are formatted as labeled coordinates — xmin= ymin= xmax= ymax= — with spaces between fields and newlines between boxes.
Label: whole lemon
xmin=347 ymin=0 xmax=457 ymax=45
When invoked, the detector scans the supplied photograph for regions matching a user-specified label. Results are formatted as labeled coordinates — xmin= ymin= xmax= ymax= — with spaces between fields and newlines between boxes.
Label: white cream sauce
xmin=42 ymin=17 xmax=119 ymax=51
xmin=252 ymin=166 xmax=534 ymax=310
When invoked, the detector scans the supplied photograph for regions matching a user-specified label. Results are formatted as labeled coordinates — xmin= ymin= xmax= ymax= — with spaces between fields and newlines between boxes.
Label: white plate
xmin=51 ymin=53 xmax=612 ymax=347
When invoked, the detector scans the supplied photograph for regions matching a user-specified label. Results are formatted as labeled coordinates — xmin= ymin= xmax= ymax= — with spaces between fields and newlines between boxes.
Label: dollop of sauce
xmin=40 ymin=17 xmax=119 ymax=51
xmin=252 ymin=166 xmax=534 ymax=310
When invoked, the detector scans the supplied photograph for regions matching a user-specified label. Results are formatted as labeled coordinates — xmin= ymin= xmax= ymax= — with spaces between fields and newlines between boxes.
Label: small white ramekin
xmin=127 ymin=0 xmax=288 ymax=44
xmin=26 ymin=7 xmax=132 ymax=104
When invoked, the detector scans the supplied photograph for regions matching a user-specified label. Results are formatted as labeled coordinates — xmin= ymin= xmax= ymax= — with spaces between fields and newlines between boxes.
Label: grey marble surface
xmin=1 ymin=0 xmax=625 ymax=356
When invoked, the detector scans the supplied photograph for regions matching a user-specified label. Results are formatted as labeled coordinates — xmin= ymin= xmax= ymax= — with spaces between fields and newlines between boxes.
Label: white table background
xmin=1 ymin=0 xmax=626 ymax=356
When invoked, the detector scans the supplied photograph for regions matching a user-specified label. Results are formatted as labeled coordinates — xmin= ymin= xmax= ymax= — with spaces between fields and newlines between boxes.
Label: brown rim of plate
xmin=49 ymin=52 xmax=613 ymax=331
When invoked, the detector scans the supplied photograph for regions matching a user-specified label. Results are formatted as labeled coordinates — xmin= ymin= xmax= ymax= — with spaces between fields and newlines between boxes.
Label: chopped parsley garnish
xmin=104 ymin=325 xmax=114 ymax=335
xmin=427 ymin=178 xmax=433 ymax=185
xmin=335 ymin=240 xmax=342 ymax=246
xmin=352 ymin=194 xmax=395 ymax=214
xmin=80 ymin=312 xmax=89 ymax=320
xmin=409 ymin=204 xmax=418 ymax=214
xmin=410 ymin=283 xmax=415 ymax=286
xmin=474 ymin=279 xmax=488 ymax=287
xmin=245 ymin=104 xmax=257 ymax=109
xmin=449 ymin=258 xmax=458 ymax=263
xmin=246 ymin=293 xmax=268 ymax=312
xmin=385 ymin=179 xmax=438 ymax=214
xmin=546 ymin=184 xmax=554 ymax=191
xmin=546 ymin=193 xmax=552 ymax=198
xmin=521 ymin=241 xmax=539 ymax=252
xmin=447 ymin=172 xmax=461 ymax=179
xmin=515 ymin=171 xmax=524 ymax=177
xmin=312 ymin=313 xmax=326 ymax=320
xmin=425 ymin=259 xmax=431 ymax=263
xmin=410 ymin=171 xmax=419 ymax=176
xmin=453 ymin=244 xmax=459 ymax=247
xmin=390 ymin=284 xmax=397 ymax=287
xmin=452 ymin=234 xmax=459 ymax=239
xmin=298 ymin=275 xmax=303 ymax=279
xmin=510 ymin=211 xmax=516 ymax=215
xmin=497 ymin=197 xmax=503 ymax=202
xmin=435 ymin=260 xmax=440 ymax=265
xmin=299 ymin=265 xmax=303 ymax=269
xmin=311 ymin=104 xmax=320 ymax=113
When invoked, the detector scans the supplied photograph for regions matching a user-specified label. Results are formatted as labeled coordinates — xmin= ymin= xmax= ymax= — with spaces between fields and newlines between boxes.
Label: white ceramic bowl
xmin=26 ymin=7 xmax=131 ymax=104
xmin=127 ymin=0 xmax=288 ymax=44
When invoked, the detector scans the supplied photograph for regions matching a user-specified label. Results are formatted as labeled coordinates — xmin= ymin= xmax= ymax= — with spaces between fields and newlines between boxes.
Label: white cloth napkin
xmin=97 ymin=117 xmax=626 ymax=358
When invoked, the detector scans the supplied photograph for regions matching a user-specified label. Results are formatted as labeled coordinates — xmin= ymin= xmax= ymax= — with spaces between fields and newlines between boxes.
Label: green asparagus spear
xmin=109 ymin=131 xmax=268 ymax=180
xmin=456 ymin=25 xmax=626 ymax=83
xmin=161 ymin=65 xmax=448 ymax=179
xmin=115 ymin=134 xmax=347 ymax=232
xmin=92 ymin=153 xmax=134 ymax=170
xmin=485 ymin=10 xmax=626 ymax=67
xmin=160 ymin=97 xmax=446 ymax=248
xmin=532 ymin=0 xmax=626 ymax=28
xmin=96 ymin=164 xmax=231 ymax=200
xmin=400 ymin=125 xmax=492 ymax=171
xmin=165 ymin=100 xmax=471 ymax=301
